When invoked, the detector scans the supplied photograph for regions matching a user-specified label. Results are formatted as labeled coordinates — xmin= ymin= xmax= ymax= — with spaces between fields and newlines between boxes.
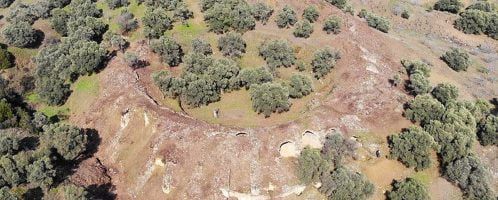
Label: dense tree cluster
xmin=312 ymin=48 xmax=340 ymax=79
xmin=0 ymin=80 xmax=95 ymax=198
xmin=466 ymin=1 xmax=495 ymax=12
xmin=297 ymin=133 xmax=373 ymax=199
xmin=250 ymin=83 xmax=290 ymax=117
xmin=293 ymin=20 xmax=314 ymax=38
xmin=259 ymin=40 xmax=296 ymax=69
xmin=202 ymin=0 xmax=255 ymax=33
xmin=454 ymin=8 xmax=498 ymax=40
xmin=443 ymin=156 xmax=495 ymax=200
xmin=386 ymin=178 xmax=429 ymax=200
xmin=434 ymin=0 xmax=463 ymax=13
xmin=151 ymin=36 xmax=184 ymax=67
xmin=441 ymin=48 xmax=470 ymax=71
xmin=399 ymin=69 xmax=496 ymax=198
xmin=275 ymin=5 xmax=298 ymax=28
xmin=388 ymin=126 xmax=435 ymax=171
xmin=251 ymin=2 xmax=273 ymax=25
xmin=323 ymin=16 xmax=341 ymax=34
xmin=358 ymin=9 xmax=391 ymax=33
xmin=402 ymin=60 xmax=431 ymax=95
xmin=217 ymin=32 xmax=246 ymax=57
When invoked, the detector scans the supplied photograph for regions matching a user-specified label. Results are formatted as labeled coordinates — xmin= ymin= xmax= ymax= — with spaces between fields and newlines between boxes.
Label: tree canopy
xmin=249 ymin=82 xmax=290 ymax=117
xmin=388 ymin=126 xmax=435 ymax=171
xmin=386 ymin=178 xmax=429 ymax=200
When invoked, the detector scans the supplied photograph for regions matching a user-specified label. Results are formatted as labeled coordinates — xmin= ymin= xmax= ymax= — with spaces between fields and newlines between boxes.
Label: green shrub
xmin=401 ymin=10 xmax=410 ymax=19
xmin=117 ymin=10 xmax=139 ymax=33
xmin=288 ymin=74 xmax=313 ymax=98
xmin=434 ymin=0 xmax=463 ymax=13
xmin=173 ymin=3 xmax=194 ymax=25
xmin=455 ymin=9 xmax=498 ymax=40
xmin=408 ymin=72 xmax=431 ymax=95
xmin=297 ymin=147 xmax=328 ymax=184
xmin=249 ymin=82 xmax=290 ymax=117
xmin=424 ymin=120 xmax=474 ymax=164
xmin=477 ymin=115 xmax=498 ymax=146
xmin=205 ymin=58 xmax=240 ymax=91
xmin=63 ymin=184 xmax=89 ymax=200
xmin=326 ymin=0 xmax=348 ymax=9
xmin=312 ymin=48 xmax=339 ymax=79
xmin=151 ymin=36 xmax=184 ymax=67
xmin=183 ymin=53 xmax=213 ymax=74
xmin=323 ymin=16 xmax=341 ymax=34
xmin=0 ymin=130 xmax=19 ymax=156
xmin=388 ymin=126 xmax=435 ymax=171
xmin=386 ymin=178 xmax=429 ymax=200
xmin=0 ymin=48 xmax=12 ymax=70
xmin=402 ymin=59 xmax=431 ymax=77
xmin=217 ymin=32 xmax=246 ymax=57
xmin=293 ymin=20 xmax=314 ymax=38
xmin=152 ymin=70 xmax=185 ymax=98
xmin=259 ymin=40 xmax=296 ymax=69
xmin=251 ymin=2 xmax=273 ymax=25
xmin=26 ymin=156 xmax=56 ymax=189
xmin=105 ymin=0 xmax=128 ymax=9
xmin=180 ymin=73 xmax=220 ymax=107
xmin=431 ymin=83 xmax=458 ymax=104
xmin=319 ymin=167 xmax=374 ymax=200
xmin=466 ymin=1 xmax=495 ymax=12
xmin=303 ymin=5 xmax=319 ymax=23
xmin=0 ymin=0 xmax=14 ymax=8
xmin=441 ymin=48 xmax=470 ymax=71
xmin=275 ymin=5 xmax=297 ymax=28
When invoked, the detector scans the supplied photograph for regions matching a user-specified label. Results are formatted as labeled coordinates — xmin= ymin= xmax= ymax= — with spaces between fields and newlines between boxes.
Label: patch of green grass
xmin=73 ymin=75 xmax=100 ymax=95
xmin=7 ymin=47 xmax=38 ymax=62
xmin=411 ymin=170 xmax=432 ymax=186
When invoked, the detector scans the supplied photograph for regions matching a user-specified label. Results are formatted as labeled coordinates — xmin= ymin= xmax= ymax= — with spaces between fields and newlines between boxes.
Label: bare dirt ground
xmin=66 ymin=0 xmax=497 ymax=199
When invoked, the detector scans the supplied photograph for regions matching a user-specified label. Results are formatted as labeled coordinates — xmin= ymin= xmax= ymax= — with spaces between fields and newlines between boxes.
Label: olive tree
xmin=183 ymin=52 xmax=213 ymax=74
xmin=102 ymin=31 xmax=128 ymax=52
xmin=180 ymin=73 xmax=220 ymax=107
xmin=142 ymin=7 xmax=173 ymax=39
xmin=259 ymin=40 xmax=296 ymax=69
xmin=293 ymin=20 xmax=314 ymax=38
xmin=303 ymin=5 xmax=319 ymax=23
xmin=251 ymin=2 xmax=273 ymax=25
xmin=206 ymin=58 xmax=241 ymax=91
xmin=321 ymin=133 xmax=357 ymax=167
xmin=386 ymin=178 xmax=429 ymax=200
xmin=454 ymin=9 xmax=498 ymax=40
xmin=152 ymin=70 xmax=184 ymax=98
xmin=173 ymin=3 xmax=194 ymax=25
xmin=26 ymin=156 xmax=56 ymax=189
xmin=319 ymin=167 xmax=374 ymax=200
xmin=0 ymin=154 xmax=26 ymax=186
xmin=117 ymin=10 xmax=139 ymax=34
xmin=466 ymin=1 xmax=495 ymax=12
xmin=203 ymin=0 xmax=255 ymax=33
xmin=151 ymin=36 xmax=184 ymax=67
xmin=237 ymin=67 xmax=273 ymax=89
xmin=323 ymin=16 xmax=341 ymax=34
xmin=124 ymin=52 xmax=141 ymax=69
xmin=404 ymin=95 xmax=445 ymax=125
xmin=297 ymin=147 xmax=328 ymax=184
xmin=326 ymin=0 xmax=348 ymax=9
xmin=250 ymin=82 xmax=290 ymax=117
xmin=191 ymin=39 xmax=212 ymax=55
xmin=217 ymin=32 xmax=246 ymax=57
xmin=431 ymin=83 xmax=458 ymax=104
xmin=41 ymin=123 xmax=88 ymax=160
xmin=388 ymin=126 xmax=435 ymax=171
xmin=0 ymin=132 xmax=19 ymax=156
xmin=0 ymin=187 xmax=16 ymax=200
xmin=312 ymin=48 xmax=338 ymax=79
xmin=275 ymin=5 xmax=297 ymax=28
xmin=63 ymin=184 xmax=89 ymax=200
xmin=441 ymin=48 xmax=470 ymax=71
xmin=2 ymin=22 xmax=39 ymax=48
xmin=288 ymin=74 xmax=313 ymax=98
